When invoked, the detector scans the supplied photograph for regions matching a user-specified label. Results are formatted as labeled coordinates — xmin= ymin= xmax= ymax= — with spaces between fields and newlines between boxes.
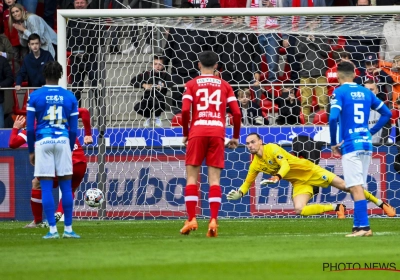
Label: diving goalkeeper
xmin=227 ymin=133 xmax=395 ymax=217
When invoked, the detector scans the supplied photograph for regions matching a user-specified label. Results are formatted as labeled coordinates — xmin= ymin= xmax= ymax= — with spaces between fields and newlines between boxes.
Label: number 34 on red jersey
xmin=181 ymin=75 xmax=241 ymax=140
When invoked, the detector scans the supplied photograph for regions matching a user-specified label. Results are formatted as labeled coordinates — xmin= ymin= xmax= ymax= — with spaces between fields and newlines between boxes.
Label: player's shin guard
xmin=184 ymin=184 xmax=198 ymax=221
xmin=354 ymin=200 xmax=370 ymax=229
xmin=31 ymin=189 xmax=43 ymax=223
xmin=300 ymin=204 xmax=334 ymax=216
xmin=59 ymin=179 xmax=73 ymax=227
xmin=56 ymin=191 xmax=75 ymax=214
xmin=41 ymin=180 xmax=56 ymax=227
xmin=209 ymin=185 xmax=222 ymax=220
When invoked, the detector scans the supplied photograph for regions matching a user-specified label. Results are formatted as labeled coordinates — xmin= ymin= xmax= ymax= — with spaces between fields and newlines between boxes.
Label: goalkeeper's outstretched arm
xmin=227 ymin=167 xmax=259 ymax=200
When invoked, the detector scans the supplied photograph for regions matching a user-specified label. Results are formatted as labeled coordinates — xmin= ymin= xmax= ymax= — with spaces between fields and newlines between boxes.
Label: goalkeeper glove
xmin=227 ymin=189 xmax=243 ymax=200
xmin=260 ymin=175 xmax=280 ymax=185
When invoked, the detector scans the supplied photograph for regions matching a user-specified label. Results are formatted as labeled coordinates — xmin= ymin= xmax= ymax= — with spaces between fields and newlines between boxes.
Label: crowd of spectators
xmin=0 ymin=0 xmax=399 ymax=133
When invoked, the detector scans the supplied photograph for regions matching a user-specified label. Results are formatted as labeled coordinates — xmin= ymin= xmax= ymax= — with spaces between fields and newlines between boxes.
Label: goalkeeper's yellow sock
xmin=300 ymin=204 xmax=334 ymax=216
xmin=363 ymin=190 xmax=382 ymax=206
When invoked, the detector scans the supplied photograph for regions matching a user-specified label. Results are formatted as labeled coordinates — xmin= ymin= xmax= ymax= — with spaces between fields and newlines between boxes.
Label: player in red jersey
xmin=9 ymin=108 xmax=92 ymax=228
xmin=180 ymin=51 xmax=242 ymax=237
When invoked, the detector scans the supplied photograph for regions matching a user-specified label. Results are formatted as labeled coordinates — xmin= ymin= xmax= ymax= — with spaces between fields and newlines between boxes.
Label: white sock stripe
xmin=31 ymin=197 xmax=42 ymax=203
xmin=184 ymin=196 xmax=198 ymax=202
xmin=209 ymin=197 xmax=222 ymax=203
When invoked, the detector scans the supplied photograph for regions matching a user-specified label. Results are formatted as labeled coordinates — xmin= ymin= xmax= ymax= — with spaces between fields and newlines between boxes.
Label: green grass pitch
xmin=1 ymin=218 xmax=400 ymax=280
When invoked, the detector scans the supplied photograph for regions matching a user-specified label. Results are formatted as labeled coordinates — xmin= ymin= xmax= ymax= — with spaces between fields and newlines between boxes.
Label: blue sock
xmin=41 ymin=180 xmax=56 ymax=227
xmin=354 ymin=200 xmax=369 ymax=228
xmin=59 ymin=179 xmax=73 ymax=227
xmin=353 ymin=203 xmax=360 ymax=228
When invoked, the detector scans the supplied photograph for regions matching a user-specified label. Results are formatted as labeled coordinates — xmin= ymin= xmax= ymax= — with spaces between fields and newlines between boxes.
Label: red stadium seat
xmin=12 ymin=82 xmax=29 ymax=115
xmin=171 ymin=113 xmax=183 ymax=127
xmin=311 ymin=94 xmax=319 ymax=113
xmin=261 ymin=99 xmax=279 ymax=114
xmin=279 ymin=47 xmax=287 ymax=55
xmin=260 ymin=54 xmax=268 ymax=74
xmin=391 ymin=109 xmax=400 ymax=125
xmin=313 ymin=110 xmax=328 ymax=125
xmin=299 ymin=112 xmax=305 ymax=125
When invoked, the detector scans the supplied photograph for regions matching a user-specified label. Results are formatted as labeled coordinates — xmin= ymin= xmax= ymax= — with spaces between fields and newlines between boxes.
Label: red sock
xmin=31 ymin=189 xmax=43 ymax=223
xmin=184 ymin=184 xmax=198 ymax=221
xmin=209 ymin=185 xmax=221 ymax=221
xmin=56 ymin=192 xmax=75 ymax=214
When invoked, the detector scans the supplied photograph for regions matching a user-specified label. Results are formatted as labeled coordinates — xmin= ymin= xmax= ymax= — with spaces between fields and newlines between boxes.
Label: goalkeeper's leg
xmin=331 ymin=176 xmax=396 ymax=217
xmin=293 ymin=193 xmax=345 ymax=218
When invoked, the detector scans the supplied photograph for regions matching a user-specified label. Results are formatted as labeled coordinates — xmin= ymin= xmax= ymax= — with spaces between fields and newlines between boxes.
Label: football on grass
xmin=84 ymin=188 xmax=104 ymax=207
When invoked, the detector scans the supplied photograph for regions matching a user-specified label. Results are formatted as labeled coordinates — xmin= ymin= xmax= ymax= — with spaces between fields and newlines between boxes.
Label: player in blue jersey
xmin=329 ymin=61 xmax=392 ymax=237
xmin=26 ymin=61 xmax=80 ymax=239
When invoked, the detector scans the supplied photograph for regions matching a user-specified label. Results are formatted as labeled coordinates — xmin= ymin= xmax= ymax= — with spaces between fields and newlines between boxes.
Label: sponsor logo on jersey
xmin=322 ymin=175 xmax=327 ymax=181
xmin=46 ymin=95 xmax=64 ymax=104
xmin=268 ymin=160 xmax=273 ymax=164
xmin=356 ymin=151 xmax=372 ymax=156
xmin=354 ymin=139 xmax=371 ymax=143
xmin=40 ymin=139 xmax=67 ymax=145
xmin=196 ymin=78 xmax=222 ymax=85
xmin=193 ymin=120 xmax=223 ymax=127
xmin=350 ymin=91 xmax=365 ymax=100
xmin=277 ymin=155 xmax=283 ymax=159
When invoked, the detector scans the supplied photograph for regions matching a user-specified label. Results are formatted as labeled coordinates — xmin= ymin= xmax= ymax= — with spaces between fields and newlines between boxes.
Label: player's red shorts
xmin=51 ymin=162 xmax=87 ymax=191
xmin=186 ymin=136 xmax=225 ymax=169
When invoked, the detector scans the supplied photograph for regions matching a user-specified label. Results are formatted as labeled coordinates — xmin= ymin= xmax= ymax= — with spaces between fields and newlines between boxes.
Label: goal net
xmin=55 ymin=6 xmax=399 ymax=220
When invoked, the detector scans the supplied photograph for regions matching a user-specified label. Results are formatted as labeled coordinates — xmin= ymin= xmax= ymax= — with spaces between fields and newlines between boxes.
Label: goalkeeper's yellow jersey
xmin=239 ymin=143 xmax=318 ymax=194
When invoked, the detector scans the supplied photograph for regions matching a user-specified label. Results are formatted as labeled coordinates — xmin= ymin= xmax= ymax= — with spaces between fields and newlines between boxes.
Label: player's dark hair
xmin=337 ymin=61 xmax=355 ymax=76
xmin=198 ymin=51 xmax=219 ymax=68
xmin=28 ymin=33 xmax=41 ymax=43
xmin=332 ymin=50 xmax=351 ymax=61
xmin=180 ymin=1 xmax=194 ymax=8
xmin=153 ymin=55 xmax=165 ymax=63
xmin=43 ymin=61 xmax=63 ymax=81
xmin=247 ymin=132 xmax=261 ymax=140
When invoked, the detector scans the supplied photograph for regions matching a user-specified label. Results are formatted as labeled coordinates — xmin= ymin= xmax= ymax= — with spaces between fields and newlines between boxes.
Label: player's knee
xmin=32 ymin=178 xmax=41 ymax=190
